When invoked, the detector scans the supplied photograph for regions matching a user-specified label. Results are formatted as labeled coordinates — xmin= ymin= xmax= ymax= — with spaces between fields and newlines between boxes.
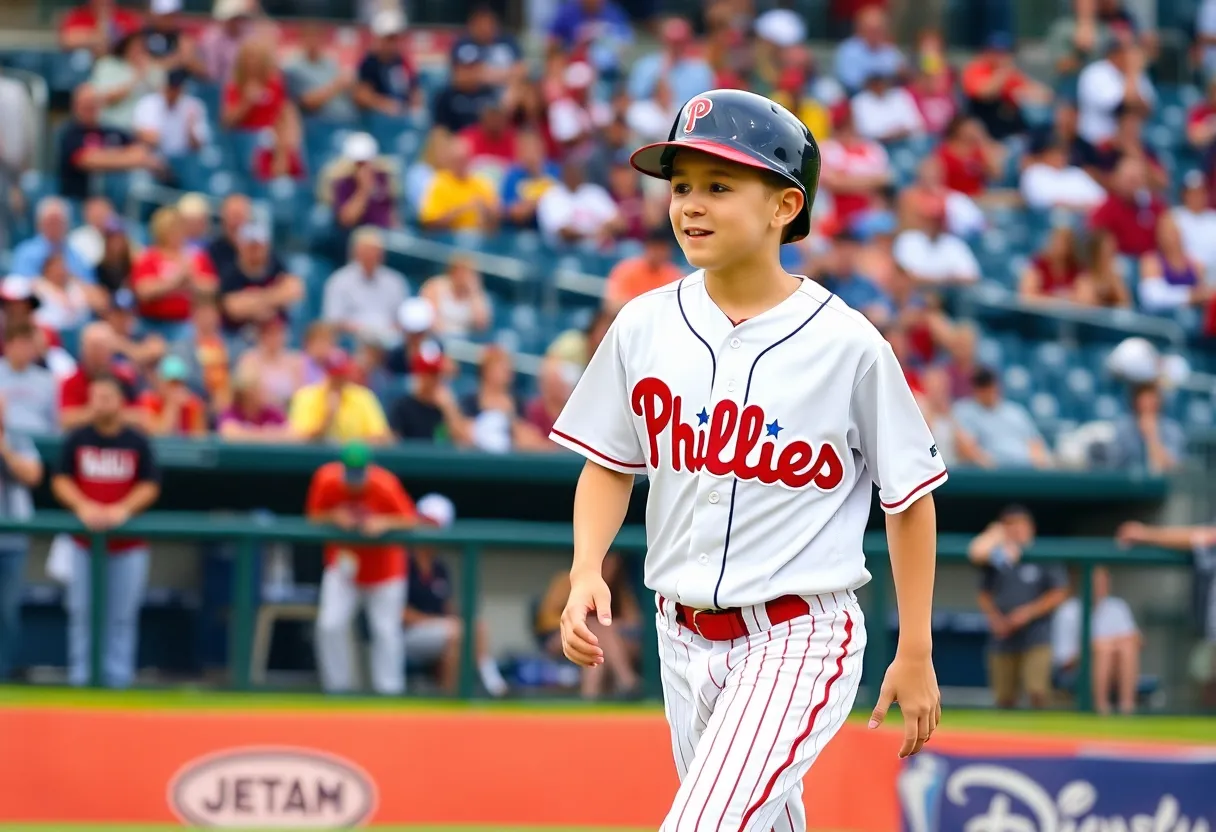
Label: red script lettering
xmin=630 ymin=377 xmax=844 ymax=490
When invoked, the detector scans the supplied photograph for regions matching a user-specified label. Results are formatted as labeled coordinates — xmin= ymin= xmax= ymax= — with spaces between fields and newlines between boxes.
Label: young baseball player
xmin=549 ymin=89 xmax=946 ymax=831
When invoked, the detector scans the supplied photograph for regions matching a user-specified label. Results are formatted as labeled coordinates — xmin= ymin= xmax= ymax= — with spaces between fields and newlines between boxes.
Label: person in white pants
xmin=307 ymin=441 xmax=419 ymax=695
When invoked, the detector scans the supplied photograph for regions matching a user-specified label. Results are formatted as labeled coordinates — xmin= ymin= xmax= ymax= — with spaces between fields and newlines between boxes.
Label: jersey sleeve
xmin=548 ymin=317 xmax=647 ymax=475
xmin=305 ymin=465 xmax=340 ymax=516
xmin=851 ymin=340 xmax=948 ymax=513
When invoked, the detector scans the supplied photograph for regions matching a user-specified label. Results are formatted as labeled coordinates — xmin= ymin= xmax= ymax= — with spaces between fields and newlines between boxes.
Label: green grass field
xmin=3 ymin=685 xmax=1215 ymax=744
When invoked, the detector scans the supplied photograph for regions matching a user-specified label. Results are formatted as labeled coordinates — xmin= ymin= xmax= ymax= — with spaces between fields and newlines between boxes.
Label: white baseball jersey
xmin=549 ymin=273 xmax=948 ymax=610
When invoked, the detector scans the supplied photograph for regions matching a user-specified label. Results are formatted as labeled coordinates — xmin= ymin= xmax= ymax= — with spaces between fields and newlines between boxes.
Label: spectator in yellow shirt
xmin=288 ymin=349 xmax=392 ymax=444
xmin=418 ymin=135 xmax=500 ymax=233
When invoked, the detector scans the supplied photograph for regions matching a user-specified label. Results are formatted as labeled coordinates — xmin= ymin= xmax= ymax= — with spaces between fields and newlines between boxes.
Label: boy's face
xmin=667 ymin=150 xmax=800 ymax=270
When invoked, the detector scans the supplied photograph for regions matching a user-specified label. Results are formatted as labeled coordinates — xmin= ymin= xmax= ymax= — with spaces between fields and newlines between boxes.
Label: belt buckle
xmin=690 ymin=607 xmax=711 ymax=637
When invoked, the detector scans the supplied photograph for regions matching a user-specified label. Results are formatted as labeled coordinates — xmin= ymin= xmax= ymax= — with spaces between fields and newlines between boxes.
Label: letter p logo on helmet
xmin=683 ymin=97 xmax=713 ymax=133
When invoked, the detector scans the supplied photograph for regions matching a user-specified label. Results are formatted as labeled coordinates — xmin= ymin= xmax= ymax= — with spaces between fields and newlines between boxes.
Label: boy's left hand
xmin=869 ymin=650 xmax=941 ymax=758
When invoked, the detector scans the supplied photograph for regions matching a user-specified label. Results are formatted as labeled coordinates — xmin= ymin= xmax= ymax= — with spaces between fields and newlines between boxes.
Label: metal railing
xmin=0 ymin=511 xmax=1195 ymax=712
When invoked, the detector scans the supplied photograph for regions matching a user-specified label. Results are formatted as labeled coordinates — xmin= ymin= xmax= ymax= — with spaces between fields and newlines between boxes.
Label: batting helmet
xmin=629 ymin=89 xmax=821 ymax=243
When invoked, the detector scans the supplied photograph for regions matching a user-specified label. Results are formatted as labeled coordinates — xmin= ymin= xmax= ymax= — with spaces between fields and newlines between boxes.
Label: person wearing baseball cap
xmin=357 ymin=9 xmax=423 ymax=116
xmin=401 ymin=493 xmax=509 ymax=697
xmin=308 ymin=440 xmax=421 ymax=695
xmin=387 ymin=338 xmax=470 ymax=444
xmin=969 ymin=504 xmax=1069 ymax=710
xmin=431 ymin=43 xmax=497 ymax=134
xmin=137 ymin=354 xmax=208 ymax=437
xmin=287 ymin=347 xmax=391 ymax=444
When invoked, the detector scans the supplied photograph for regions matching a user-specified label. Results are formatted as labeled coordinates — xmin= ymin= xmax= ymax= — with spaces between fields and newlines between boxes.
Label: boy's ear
xmin=771 ymin=185 xmax=805 ymax=236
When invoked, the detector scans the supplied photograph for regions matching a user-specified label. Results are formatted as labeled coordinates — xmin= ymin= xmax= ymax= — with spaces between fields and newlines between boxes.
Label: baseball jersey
xmin=306 ymin=463 xmax=417 ymax=586
xmin=549 ymin=273 xmax=947 ymax=609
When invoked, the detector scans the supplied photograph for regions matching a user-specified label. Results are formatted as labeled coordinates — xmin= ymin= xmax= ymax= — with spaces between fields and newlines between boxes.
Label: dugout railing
xmin=0 ymin=512 xmax=1193 ymax=713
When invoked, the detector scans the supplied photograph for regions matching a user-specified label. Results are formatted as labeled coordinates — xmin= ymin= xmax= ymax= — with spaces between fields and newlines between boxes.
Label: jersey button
xmin=729 ymin=338 xmax=741 ymax=349
xmin=698 ymin=553 xmax=709 ymax=564
xmin=708 ymin=491 xmax=720 ymax=504
xmin=726 ymin=380 xmax=736 ymax=392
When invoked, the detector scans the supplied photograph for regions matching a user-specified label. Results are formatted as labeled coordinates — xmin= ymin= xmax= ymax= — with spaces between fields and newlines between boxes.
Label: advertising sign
xmin=898 ymin=752 xmax=1216 ymax=832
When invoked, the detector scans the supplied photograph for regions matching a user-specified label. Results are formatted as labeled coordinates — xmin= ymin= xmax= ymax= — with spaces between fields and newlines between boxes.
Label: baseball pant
xmin=0 ymin=547 xmax=27 ymax=679
xmin=403 ymin=617 xmax=457 ymax=665
xmin=315 ymin=568 xmax=405 ymax=695
xmin=65 ymin=543 xmax=149 ymax=688
xmin=655 ymin=590 xmax=866 ymax=832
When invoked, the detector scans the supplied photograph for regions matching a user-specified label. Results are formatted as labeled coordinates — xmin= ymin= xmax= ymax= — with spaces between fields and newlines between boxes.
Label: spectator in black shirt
xmin=355 ymin=9 xmax=424 ymax=117
xmin=218 ymin=222 xmax=303 ymax=333
xmin=52 ymin=373 xmax=160 ymax=688
xmin=388 ymin=340 xmax=470 ymax=444
xmin=403 ymin=492 xmax=508 ymax=696
xmin=141 ymin=0 xmax=204 ymax=76
xmin=59 ymin=84 xmax=158 ymax=201
xmin=450 ymin=5 xmax=524 ymax=89
xmin=432 ymin=46 xmax=499 ymax=134
xmin=206 ymin=193 xmax=252 ymax=279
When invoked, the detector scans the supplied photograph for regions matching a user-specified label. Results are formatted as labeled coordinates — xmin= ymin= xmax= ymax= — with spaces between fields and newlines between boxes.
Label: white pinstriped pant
xmin=654 ymin=590 xmax=867 ymax=832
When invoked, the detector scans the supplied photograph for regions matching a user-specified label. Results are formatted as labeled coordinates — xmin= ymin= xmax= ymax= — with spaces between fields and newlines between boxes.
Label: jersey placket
xmin=677 ymin=325 xmax=755 ymax=610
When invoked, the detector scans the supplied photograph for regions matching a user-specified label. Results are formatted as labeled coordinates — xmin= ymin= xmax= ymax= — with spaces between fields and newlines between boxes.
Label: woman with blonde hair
xmin=234 ymin=317 xmax=306 ymax=412
xmin=222 ymin=38 xmax=303 ymax=180
xmin=404 ymin=128 xmax=453 ymax=217
xmin=419 ymin=255 xmax=492 ymax=339
xmin=128 ymin=205 xmax=217 ymax=334
xmin=218 ymin=363 xmax=296 ymax=442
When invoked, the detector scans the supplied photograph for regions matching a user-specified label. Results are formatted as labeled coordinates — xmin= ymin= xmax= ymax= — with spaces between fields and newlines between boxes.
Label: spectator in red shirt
xmin=460 ymin=99 xmax=518 ymax=171
xmin=818 ymin=105 xmax=892 ymax=228
xmin=129 ymin=205 xmax=217 ymax=334
xmin=908 ymin=51 xmax=958 ymax=136
xmin=222 ymin=38 xmax=285 ymax=130
xmin=59 ymin=0 xmax=143 ymax=56
xmin=524 ymin=357 xmax=577 ymax=442
xmin=1186 ymin=75 xmax=1216 ymax=154
xmin=1089 ymin=155 xmax=1165 ymax=257
xmin=938 ymin=115 xmax=1006 ymax=199
xmin=59 ymin=322 xmax=141 ymax=431
xmin=222 ymin=39 xmax=303 ymax=180
xmin=960 ymin=32 xmax=1049 ymax=140
xmin=52 ymin=373 xmax=160 ymax=688
xmin=137 ymin=354 xmax=208 ymax=437
xmin=1019 ymin=224 xmax=1087 ymax=304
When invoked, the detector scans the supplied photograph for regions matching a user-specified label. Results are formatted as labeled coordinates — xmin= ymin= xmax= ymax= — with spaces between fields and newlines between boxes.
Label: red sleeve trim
xmin=550 ymin=429 xmax=647 ymax=469
xmin=880 ymin=469 xmax=948 ymax=510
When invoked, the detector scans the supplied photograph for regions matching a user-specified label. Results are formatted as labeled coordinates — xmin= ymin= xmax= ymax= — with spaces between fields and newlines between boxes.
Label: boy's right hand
xmin=561 ymin=571 xmax=612 ymax=667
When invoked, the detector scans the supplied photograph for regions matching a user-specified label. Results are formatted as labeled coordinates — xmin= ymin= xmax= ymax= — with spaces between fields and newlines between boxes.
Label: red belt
xmin=672 ymin=595 xmax=811 ymax=641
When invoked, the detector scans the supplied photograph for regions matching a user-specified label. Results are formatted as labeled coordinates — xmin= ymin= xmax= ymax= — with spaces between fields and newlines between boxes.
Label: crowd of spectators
xmin=0 ymin=0 xmax=1201 ymax=483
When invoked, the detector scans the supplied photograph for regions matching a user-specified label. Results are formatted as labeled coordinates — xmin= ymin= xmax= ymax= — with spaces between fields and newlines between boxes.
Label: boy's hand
xmin=869 ymin=650 xmax=941 ymax=758
xmin=560 ymin=571 xmax=613 ymax=667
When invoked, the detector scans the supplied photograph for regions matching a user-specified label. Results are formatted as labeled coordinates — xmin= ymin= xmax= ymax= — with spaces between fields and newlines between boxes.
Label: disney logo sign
xmin=899 ymin=753 xmax=1214 ymax=832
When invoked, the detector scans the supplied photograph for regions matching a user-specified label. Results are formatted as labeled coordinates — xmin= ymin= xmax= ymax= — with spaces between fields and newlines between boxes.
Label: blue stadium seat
xmin=1186 ymin=397 xmax=1214 ymax=431
xmin=2 ymin=49 xmax=48 ymax=78
xmin=1003 ymin=365 xmax=1033 ymax=405
xmin=1092 ymin=393 xmax=1122 ymax=422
